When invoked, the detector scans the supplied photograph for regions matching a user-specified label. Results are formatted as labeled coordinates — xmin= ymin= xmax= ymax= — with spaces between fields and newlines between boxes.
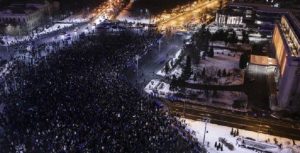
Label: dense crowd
xmin=0 ymin=30 xmax=205 ymax=153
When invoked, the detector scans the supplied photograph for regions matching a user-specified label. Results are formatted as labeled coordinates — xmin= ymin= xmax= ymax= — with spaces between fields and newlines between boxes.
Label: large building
xmin=272 ymin=13 xmax=300 ymax=111
xmin=226 ymin=3 xmax=290 ymax=35
xmin=215 ymin=8 xmax=244 ymax=27
xmin=0 ymin=2 xmax=53 ymax=35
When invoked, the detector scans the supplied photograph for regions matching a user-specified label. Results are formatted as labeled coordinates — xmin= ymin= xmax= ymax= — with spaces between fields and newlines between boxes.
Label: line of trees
xmin=211 ymin=29 xmax=239 ymax=45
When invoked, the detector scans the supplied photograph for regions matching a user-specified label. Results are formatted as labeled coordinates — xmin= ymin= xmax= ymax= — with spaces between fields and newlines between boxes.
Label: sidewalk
xmin=183 ymin=118 xmax=300 ymax=153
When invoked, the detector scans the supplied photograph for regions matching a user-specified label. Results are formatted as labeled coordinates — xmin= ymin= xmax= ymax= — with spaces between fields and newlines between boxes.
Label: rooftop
xmin=250 ymin=55 xmax=277 ymax=66
xmin=278 ymin=13 xmax=300 ymax=57
xmin=228 ymin=2 xmax=289 ymax=14
xmin=217 ymin=8 xmax=243 ymax=17
xmin=0 ymin=3 xmax=46 ymax=15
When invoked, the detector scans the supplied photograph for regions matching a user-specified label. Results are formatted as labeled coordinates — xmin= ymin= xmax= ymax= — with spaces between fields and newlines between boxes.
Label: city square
xmin=0 ymin=0 xmax=300 ymax=152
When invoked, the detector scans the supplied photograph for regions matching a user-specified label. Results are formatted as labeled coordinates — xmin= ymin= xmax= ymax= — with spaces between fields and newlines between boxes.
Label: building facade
xmin=272 ymin=13 xmax=300 ymax=111
xmin=227 ymin=3 xmax=288 ymax=35
xmin=0 ymin=2 xmax=52 ymax=35
xmin=215 ymin=9 xmax=244 ymax=27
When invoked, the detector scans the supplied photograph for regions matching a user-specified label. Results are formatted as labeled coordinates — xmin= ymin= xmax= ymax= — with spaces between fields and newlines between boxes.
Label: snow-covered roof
xmin=250 ymin=55 xmax=277 ymax=66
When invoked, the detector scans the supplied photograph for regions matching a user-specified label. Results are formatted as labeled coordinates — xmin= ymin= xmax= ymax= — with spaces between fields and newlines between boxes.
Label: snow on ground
xmin=189 ymin=48 xmax=243 ymax=86
xmin=182 ymin=118 xmax=300 ymax=153
xmin=200 ymin=48 xmax=241 ymax=70
xmin=118 ymin=16 xmax=151 ymax=24
xmin=212 ymin=41 xmax=226 ymax=47
xmin=39 ymin=23 xmax=73 ymax=35
xmin=169 ymin=66 xmax=183 ymax=78
xmin=144 ymin=79 xmax=176 ymax=98
xmin=157 ymin=65 xmax=183 ymax=78
xmin=249 ymin=37 xmax=269 ymax=43
xmin=156 ymin=49 xmax=183 ymax=77
xmin=0 ymin=14 xmax=85 ymax=46
xmin=60 ymin=15 xmax=89 ymax=23
xmin=0 ymin=36 xmax=30 ymax=46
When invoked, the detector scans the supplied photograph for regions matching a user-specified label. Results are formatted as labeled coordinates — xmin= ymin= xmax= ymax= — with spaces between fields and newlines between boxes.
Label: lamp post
xmin=6 ymin=42 xmax=9 ymax=52
xmin=257 ymin=113 xmax=265 ymax=140
xmin=158 ymin=38 xmax=162 ymax=53
xmin=135 ymin=55 xmax=141 ymax=77
xmin=202 ymin=117 xmax=210 ymax=145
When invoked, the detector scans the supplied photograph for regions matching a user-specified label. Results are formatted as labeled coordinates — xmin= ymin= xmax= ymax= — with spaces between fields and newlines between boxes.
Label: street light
xmin=202 ymin=117 xmax=210 ymax=145
xmin=158 ymin=38 xmax=162 ymax=53
xmin=6 ymin=41 xmax=9 ymax=52
xmin=135 ymin=55 xmax=141 ymax=77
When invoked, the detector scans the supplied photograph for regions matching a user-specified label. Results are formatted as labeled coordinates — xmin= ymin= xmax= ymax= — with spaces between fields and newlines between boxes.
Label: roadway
xmin=166 ymin=101 xmax=300 ymax=140
xmin=125 ymin=34 xmax=185 ymax=89
xmin=156 ymin=0 xmax=225 ymax=30
xmin=0 ymin=0 xmax=123 ymax=59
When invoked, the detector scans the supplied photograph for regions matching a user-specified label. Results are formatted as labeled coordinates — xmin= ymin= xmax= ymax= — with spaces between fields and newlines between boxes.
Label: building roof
xmin=284 ymin=12 xmax=300 ymax=39
xmin=228 ymin=2 xmax=300 ymax=38
xmin=250 ymin=55 xmax=277 ymax=66
xmin=228 ymin=2 xmax=289 ymax=14
xmin=217 ymin=8 xmax=243 ymax=17
xmin=0 ymin=3 xmax=46 ymax=15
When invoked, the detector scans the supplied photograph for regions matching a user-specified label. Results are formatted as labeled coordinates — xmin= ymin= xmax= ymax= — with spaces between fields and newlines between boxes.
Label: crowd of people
xmin=0 ymin=30 xmax=205 ymax=152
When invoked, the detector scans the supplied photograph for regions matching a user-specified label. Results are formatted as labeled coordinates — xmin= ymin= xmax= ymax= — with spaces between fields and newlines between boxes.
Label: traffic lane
xmin=168 ymin=102 xmax=300 ymax=140
xmin=33 ymin=24 xmax=91 ymax=45
xmin=170 ymin=102 xmax=300 ymax=130
xmin=157 ymin=0 xmax=221 ymax=29
xmin=157 ymin=0 xmax=217 ymax=25
xmin=170 ymin=101 xmax=298 ymax=128
xmin=133 ymin=35 xmax=184 ymax=80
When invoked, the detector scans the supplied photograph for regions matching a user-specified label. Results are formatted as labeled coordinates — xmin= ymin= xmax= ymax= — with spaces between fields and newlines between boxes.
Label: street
xmin=166 ymin=100 xmax=300 ymax=140
xmin=156 ymin=0 xmax=227 ymax=30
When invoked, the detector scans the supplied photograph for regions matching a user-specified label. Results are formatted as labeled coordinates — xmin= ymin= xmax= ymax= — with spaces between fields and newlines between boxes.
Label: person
xmin=0 ymin=27 xmax=205 ymax=153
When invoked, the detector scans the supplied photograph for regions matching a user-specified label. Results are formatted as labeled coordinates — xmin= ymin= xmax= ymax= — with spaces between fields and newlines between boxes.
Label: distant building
xmin=0 ymin=1 xmax=58 ymax=35
xmin=226 ymin=3 xmax=292 ymax=35
xmin=272 ymin=13 xmax=300 ymax=111
xmin=215 ymin=9 xmax=244 ymax=27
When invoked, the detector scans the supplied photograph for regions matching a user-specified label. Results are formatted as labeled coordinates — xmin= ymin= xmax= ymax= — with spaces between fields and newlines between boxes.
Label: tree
xmin=202 ymin=68 xmax=206 ymax=76
xmin=193 ymin=73 xmax=197 ymax=81
xmin=208 ymin=46 xmax=214 ymax=57
xmin=239 ymin=53 xmax=249 ymax=69
xmin=170 ymin=75 xmax=177 ymax=91
xmin=227 ymin=29 xmax=238 ymax=44
xmin=222 ymin=69 xmax=227 ymax=77
xmin=192 ymin=25 xmax=211 ymax=54
xmin=217 ymin=69 xmax=221 ymax=77
xmin=181 ymin=56 xmax=192 ymax=80
xmin=165 ymin=62 xmax=170 ymax=74
xmin=242 ymin=30 xmax=249 ymax=44
xmin=184 ymin=44 xmax=199 ymax=64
